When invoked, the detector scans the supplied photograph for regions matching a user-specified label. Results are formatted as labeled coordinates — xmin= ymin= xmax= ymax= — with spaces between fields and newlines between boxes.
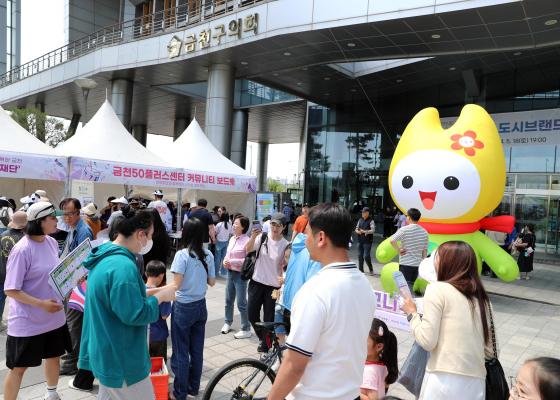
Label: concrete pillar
xmin=205 ymin=63 xmax=235 ymax=156
xmin=230 ymin=109 xmax=248 ymax=168
xmin=132 ymin=124 xmax=147 ymax=146
xmin=111 ymin=79 xmax=133 ymax=130
xmin=67 ymin=113 xmax=81 ymax=139
xmin=174 ymin=118 xmax=188 ymax=141
xmin=257 ymin=142 xmax=268 ymax=192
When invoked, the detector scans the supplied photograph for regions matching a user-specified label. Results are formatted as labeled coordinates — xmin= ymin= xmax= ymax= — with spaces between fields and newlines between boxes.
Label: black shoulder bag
xmin=485 ymin=305 xmax=509 ymax=400
xmin=240 ymin=233 xmax=267 ymax=281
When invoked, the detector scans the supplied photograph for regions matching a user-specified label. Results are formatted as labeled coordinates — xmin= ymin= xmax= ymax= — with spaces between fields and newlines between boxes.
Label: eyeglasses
xmin=62 ymin=211 xmax=79 ymax=217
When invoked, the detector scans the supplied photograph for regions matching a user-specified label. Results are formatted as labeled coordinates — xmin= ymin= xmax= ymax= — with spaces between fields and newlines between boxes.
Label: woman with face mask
xmin=78 ymin=206 xmax=176 ymax=400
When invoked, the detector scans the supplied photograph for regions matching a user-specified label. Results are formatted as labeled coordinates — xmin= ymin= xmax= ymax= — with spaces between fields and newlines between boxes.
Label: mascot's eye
xmin=443 ymin=176 xmax=460 ymax=190
xmin=402 ymin=176 xmax=413 ymax=189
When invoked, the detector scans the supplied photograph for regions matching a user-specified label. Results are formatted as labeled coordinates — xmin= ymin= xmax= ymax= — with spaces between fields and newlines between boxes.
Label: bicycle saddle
xmin=255 ymin=321 xmax=285 ymax=331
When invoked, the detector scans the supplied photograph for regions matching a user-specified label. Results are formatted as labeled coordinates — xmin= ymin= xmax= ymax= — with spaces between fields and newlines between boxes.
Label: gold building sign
xmin=168 ymin=13 xmax=259 ymax=59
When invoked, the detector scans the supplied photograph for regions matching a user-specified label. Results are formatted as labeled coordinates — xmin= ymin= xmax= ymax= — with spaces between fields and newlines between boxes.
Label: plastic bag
xmin=398 ymin=341 xmax=429 ymax=397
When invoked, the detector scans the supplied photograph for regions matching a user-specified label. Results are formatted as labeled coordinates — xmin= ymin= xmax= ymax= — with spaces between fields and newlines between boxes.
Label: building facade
xmin=0 ymin=0 xmax=20 ymax=75
xmin=1 ymin=0 xmax=560 ymax=257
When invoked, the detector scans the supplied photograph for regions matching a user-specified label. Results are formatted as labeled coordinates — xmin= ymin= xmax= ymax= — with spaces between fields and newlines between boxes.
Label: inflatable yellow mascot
xmin=376 ymin=104 xmax=519 ymax=293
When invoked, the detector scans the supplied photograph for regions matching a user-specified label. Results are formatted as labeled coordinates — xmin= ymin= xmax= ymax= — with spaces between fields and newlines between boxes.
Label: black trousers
xmin=60 ymin=308 xmax=82 ymax=373
xmin=358 ymin=241 xmax=373 ymax=273
xmin=399 ymin=264 xmax=419 ymax=293
xmin=60 ymin=308 xmax=94 ymax=389
xmin=248 ymin=280 xmax=276 ymax=344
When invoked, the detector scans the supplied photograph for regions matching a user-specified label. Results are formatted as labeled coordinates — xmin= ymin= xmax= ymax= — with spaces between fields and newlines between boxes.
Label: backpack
xmin=0 ymin=208 xmax=9 ymax=227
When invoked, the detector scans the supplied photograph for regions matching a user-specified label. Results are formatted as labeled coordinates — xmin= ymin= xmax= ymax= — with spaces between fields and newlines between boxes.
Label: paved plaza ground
xmin=2 ymin=253 xmax=560 ymax=399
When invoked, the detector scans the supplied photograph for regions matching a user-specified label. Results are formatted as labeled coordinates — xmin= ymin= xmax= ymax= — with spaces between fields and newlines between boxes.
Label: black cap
xmin=362 ymin=207 xmax=370 ymax=212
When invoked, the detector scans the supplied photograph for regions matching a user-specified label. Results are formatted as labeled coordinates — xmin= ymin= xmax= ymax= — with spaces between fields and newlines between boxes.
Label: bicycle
xmin=202 ymin=321 xmax=285 ymax=400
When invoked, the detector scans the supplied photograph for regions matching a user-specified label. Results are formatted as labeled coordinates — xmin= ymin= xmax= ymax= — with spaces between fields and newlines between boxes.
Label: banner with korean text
xmin=442 ymin=108 xmax=560 ymax=147
xmin=0 ymin=151 xmax=67 ymax=181
xmin=373 ymin=290 xmax=424 ymax=332
xmin=69 ymin=158 xmax=257 ymax=193
xmin=182 ymin=169 xmax=257 ymax=193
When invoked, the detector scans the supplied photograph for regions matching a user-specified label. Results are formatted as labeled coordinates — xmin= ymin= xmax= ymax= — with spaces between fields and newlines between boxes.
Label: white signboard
xmin=48 ymin=239 xmax=92 ymax=299
xmin=441 ymin=108 xmax=560 ymax=147
xmin=71 ymin=179 xmax=95 ymax=207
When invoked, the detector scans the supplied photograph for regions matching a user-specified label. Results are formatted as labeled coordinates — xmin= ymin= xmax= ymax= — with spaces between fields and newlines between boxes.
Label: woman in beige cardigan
xmin=401 ymin=241 xmax=493 ymax=400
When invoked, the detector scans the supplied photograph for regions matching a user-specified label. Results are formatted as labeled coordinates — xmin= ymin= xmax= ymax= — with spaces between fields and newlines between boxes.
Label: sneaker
xmin=234 ymin=330 xmax=252 ymax=339
xmin=68 ymin=378 xmax=93 ymax=392
xmin=221 ymin=323 xmax=231 ymax=334
xmin=525 ymin=275 xmax=531 ymax=280
xmin=43 ymin=392 xmax=60 ymax=400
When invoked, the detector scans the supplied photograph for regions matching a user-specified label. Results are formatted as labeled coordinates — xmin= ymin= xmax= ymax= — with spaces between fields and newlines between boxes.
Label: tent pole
xmin=176 ymin=188 xmax=183 ymax=231
xmin=64 ymin=157 xmax=72 ymax=198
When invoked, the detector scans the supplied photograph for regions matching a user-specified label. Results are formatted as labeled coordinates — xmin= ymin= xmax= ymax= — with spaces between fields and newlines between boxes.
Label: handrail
xmin=0 ymin=0 xmax=267 ymax=88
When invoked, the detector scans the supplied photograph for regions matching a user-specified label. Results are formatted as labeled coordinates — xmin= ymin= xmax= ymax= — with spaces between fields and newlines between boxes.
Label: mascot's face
xmin=389 ymin=105 xmax=506 ymax=223
xmin=391 ymin=150 xmax=480 ymax=219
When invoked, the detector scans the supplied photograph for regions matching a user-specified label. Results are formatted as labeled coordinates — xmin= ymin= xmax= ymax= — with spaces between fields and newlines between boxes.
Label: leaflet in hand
xmin=48 ymin=239 xmax=92 ymax=299
xmin=393 ymin=270 xmax=413 ymax=299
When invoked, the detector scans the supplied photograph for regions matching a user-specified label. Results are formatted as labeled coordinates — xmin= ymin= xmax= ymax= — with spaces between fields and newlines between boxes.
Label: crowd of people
xmin=0 ymin=189 xmax=558 ymax=400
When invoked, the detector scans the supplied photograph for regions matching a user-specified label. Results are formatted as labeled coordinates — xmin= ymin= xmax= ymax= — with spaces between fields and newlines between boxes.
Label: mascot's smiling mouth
xmin=419 ymin=191 xmax=437 ymax=210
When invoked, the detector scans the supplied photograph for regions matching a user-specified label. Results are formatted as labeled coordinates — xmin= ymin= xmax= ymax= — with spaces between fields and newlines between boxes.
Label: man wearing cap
xmin=106 ymin=197 xmax=128 ymax=229
xmin=355 ymin=207 xmax=375 ymax=274
xmin=82 ymin=203 xmax=101 ymax=240
xmin=148 ymin=190 xmax=172 ymax=232
xmin=59 ymin=198 xmax=93 ymax=377
xmin=0 ymin=211 xmax=27 ymax=330
xmin=291 ymin=204 xmax=310 ymax=241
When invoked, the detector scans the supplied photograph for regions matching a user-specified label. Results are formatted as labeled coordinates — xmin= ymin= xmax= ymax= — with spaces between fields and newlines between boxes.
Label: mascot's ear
xmin=401 ymin=107 xmax=443 ymax=142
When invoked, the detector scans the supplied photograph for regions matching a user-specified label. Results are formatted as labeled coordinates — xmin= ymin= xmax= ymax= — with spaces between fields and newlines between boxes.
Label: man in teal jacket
xmin=79 ymin=241 xmax=174 ymax=397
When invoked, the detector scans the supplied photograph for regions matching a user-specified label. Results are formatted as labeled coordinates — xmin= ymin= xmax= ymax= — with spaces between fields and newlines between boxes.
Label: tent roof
xmin=55 ymin=100 xmax=170 ymax=167
xmin=0 ymin=106 xmax=60 ymax=156
xmin=171 ymin=119 xmax=254 ymax=177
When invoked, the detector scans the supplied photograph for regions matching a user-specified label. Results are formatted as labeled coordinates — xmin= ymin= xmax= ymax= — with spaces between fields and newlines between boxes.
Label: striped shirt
xmin=391 ymin=224 xmax=429 ymax=267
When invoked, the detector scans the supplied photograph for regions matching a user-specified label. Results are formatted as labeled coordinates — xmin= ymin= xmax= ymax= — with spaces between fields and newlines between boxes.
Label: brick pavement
xmin=2 ymin=260 xmax=560 ymax=399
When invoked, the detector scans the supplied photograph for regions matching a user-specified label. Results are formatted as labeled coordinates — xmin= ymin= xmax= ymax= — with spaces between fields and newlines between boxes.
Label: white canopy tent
xmin=55 ymin=100 xmax=184 ymax=208
xmin=150 ymin=119 xmax=257 ymax=219
xmin=0 ymin=106 xmax=67 ymax=207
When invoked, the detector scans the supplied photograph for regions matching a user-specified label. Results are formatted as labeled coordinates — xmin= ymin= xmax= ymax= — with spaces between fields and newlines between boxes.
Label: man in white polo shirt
xmin=269 ymin=203 xmax=375 ymax=400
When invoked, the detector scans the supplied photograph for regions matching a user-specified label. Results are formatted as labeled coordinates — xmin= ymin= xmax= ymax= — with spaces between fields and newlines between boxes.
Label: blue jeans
xmin=214 ymin=241 xmax=229 ymax=276
xmin=224 ymin=270 xmax=250 ymax=331
xmin=171 ymin=299 xmax=207 ymax=400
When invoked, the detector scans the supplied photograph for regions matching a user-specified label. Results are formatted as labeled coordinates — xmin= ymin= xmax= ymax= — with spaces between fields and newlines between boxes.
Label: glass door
xmin=514 ymin=195 xmax=548 ymax=250
xmin=547 ymin=197 xmax=560 ymax=255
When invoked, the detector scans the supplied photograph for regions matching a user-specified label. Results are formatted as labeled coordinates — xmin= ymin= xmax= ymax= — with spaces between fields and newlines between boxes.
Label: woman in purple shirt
xmin=221 ymin=215 xmax=252 ymax=339
xmin=3 ymin=202 xmax=71 ymax=400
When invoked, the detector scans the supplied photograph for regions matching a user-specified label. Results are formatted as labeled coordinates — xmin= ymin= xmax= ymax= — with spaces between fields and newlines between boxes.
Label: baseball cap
xmin=270 ymin=212 xmax=287 ymax=226
xmin=20 ymin=192 xmax=41 ymax=205
xmin=153 ymin=190 xmax=163 ymax=196
xmin=0 ymin=196 xmax=10 ymax=207
xmin=110 ymin=196 xmax=129 ymax=205
xmin=362 ymin=207 xmax=370 ymax=212
xmin=83 ymin=203 xmax=98 ymax=217
xmin=27 ymin=202 xmax=57 ymax=222
xmin=8 ymin=211 xmax=27 ymax=229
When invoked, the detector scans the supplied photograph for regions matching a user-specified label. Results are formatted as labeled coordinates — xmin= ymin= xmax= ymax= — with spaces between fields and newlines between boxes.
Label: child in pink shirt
xmin=361 ymin=318 xmax=398 ymax=400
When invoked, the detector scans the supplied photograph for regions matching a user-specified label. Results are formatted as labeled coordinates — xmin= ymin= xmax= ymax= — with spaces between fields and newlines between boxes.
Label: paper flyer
xmin=48 ymin=239 xmax=92 ymax=299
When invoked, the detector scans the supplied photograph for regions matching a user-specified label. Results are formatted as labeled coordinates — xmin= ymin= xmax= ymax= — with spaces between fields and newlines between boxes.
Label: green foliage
xmin=9 ymin=107 xmax=67 ymax=147
xmin=267 ymin=178 xmax=286 ymax=193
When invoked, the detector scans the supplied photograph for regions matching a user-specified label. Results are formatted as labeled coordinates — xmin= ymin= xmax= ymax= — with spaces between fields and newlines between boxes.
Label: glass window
xmin=516 ymin=174 xmax=549 ymax=190
xmin=510 ymin=145 xmax=555 ymax=173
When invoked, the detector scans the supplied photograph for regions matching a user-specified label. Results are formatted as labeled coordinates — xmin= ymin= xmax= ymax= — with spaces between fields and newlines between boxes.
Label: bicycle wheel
xmin=202 ymin=357 xmax=276 ymax=400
